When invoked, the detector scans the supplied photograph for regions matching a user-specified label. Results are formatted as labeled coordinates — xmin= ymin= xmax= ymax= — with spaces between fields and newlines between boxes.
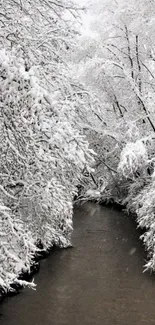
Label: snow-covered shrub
xmin=117 ymin=139 xmax=149 ymax=179
xmin=129 ymin=175 xmax=155 ymax=271
xmin=0 ymin=202 xmax=37 ymax=292
xmin=103 ymin=134 xmax=155 ymax=270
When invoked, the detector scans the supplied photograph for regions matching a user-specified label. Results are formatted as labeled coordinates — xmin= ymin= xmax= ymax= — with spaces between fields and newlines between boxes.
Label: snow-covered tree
xmin=0 ymin=0 xmax=99 ymax=291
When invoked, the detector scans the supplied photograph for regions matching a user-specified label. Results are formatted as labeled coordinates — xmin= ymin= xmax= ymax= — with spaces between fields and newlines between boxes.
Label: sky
xmin=72 ymin=0 xmax=99 ymax=38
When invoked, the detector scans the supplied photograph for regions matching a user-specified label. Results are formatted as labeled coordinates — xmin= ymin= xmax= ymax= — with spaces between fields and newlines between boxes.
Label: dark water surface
xmin=0 ymin=203 xmax=155 ymax=325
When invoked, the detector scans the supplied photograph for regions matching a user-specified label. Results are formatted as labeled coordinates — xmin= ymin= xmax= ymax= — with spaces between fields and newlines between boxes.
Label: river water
xmin=0 ymin=203 xmax=155 ymax=325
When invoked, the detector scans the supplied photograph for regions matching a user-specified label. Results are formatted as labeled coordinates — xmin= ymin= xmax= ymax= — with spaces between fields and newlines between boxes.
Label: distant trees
xmin=74 ymin=0 xmax=155 ymax=130
xmin=71 ymin=0 xmax=155 ymax=181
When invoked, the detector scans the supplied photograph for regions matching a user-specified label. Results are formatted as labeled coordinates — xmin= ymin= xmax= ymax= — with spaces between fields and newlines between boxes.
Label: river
xmin=0 ymin=203 xmax=155 ymax=324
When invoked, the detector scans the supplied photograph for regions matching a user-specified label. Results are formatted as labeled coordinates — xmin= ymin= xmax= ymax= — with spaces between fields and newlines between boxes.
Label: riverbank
xmin=0 ymin=199 xmax=143 ymax=305
xmin=1 ymin=203 xmax=154 ymax=325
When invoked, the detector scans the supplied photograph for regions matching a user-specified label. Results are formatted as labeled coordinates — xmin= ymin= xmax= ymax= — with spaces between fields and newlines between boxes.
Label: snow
xmin=70 ymin=0 xmax=155 ymax=272
xmin=0 ymin=0 xmax=96 ymax=292
xmin=1 ymin=0 xmax=155 ymax=294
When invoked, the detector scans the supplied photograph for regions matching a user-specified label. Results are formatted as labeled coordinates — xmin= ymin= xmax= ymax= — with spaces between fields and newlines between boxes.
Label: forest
xmin=1 ymin=0 xmax=155 ymax=294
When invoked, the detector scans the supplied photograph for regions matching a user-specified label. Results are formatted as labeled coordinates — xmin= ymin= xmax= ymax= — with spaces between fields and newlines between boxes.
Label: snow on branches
xmin=70 ymin=0 xmax=155 ymax=271
xmin=0 ymin=0 xmax=96 ymax=292
xmin=117 ymin=139 xmax=148 ymax=179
